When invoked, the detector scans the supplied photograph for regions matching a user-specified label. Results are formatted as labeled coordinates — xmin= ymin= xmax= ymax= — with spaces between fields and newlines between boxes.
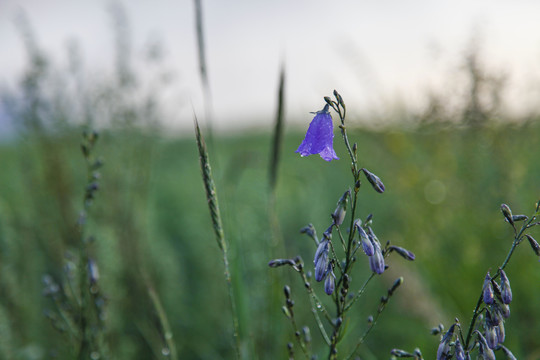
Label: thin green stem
xmin=335 ymin=225 xmax=347 ymax=253
xmin=344 ymin=273 xmax=375 ymax=311
xmin=464 ymin=213 xmax=536 ymax=350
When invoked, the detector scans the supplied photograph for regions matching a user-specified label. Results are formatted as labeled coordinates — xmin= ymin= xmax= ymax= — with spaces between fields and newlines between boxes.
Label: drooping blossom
xmin=296 ymin=104 xmax=339 ymax=162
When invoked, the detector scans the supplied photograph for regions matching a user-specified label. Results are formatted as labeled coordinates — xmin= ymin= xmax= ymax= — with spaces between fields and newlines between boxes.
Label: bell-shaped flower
xmin=296 ymin=104 xmax=339 ymax=162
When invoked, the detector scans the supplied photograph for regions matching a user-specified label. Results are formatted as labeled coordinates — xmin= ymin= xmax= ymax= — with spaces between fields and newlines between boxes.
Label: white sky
xmin=2 ymin=0 xmax=540 ymax=134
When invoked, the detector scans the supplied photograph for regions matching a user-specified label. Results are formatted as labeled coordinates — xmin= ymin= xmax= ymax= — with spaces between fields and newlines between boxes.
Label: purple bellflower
xmin=296 ymin=104 xmax=339 ymax=162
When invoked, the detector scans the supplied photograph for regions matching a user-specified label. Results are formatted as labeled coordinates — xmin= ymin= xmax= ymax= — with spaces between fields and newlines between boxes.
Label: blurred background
xmin=0 ymin=1 xmax=539 ymax=359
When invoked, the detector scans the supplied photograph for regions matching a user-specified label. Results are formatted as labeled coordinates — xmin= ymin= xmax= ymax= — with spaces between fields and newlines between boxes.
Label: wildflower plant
xmin=42 ymin=130 xmax=107 ymax=359
xmin=269 ymin=91 xmax=416 ymax=359
xmin=418 ymin=201 xmax=540 ymax=360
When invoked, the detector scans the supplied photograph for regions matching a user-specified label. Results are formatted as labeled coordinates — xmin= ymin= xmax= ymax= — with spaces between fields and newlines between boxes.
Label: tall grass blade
xmin=269 ymin=65 xmax=286 ymax=193
xmin=194 ymin=117 xmax=241 ymax=359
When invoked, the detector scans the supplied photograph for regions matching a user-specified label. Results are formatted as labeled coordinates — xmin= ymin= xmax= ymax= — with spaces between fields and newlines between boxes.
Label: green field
xmin=0 ymin=120 xmax=538 ymax=359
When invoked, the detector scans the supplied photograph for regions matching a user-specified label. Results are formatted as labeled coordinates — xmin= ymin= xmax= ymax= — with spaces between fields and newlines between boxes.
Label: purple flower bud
xmin=475 ymin=331 xmax=496 ymax=360
xmin=355 ymin=222 xmax=374 ymax=256
xmin=362 ymin=168 xmax=385 ymax=193
xmin=332 ymin=190 xmax=350 ymax=226
xmin=324 ymin=267 xmax=335 ymax=295
xmin=485 ymin=326 xmax=498 ymax=349
xmin=436 ymin=323 xmax=455 ymax=360
xmin=314 ymin=239 xmax=329 ymax=282
xmin=500 ymin=269 xmax=512 ymax=304
xmin=454 ymin=339 xmax=466 ymax=360
xmin=496 ymin=323 xmax=505 ymax=344
xmin=483 ymin=271 xmax=494 ymax=305
xmin=389 ymin=245 xmax=416 ymax=261
xmin=295 ymin=105 xmax=339 ymax=162
xmin=300 ymin=224 xmax=318 ymax=243
xmin=525 ymin=234 xmax=540 ymax=256
xmin=369 ymin=242 xmax=385 ymax=275
xmin=88 ymin=258 xmax=99 ymax=285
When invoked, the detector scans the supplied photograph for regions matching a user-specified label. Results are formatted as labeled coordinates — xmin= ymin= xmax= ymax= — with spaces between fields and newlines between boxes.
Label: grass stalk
xmin=194 ymin=118 xmax=241 ymax=359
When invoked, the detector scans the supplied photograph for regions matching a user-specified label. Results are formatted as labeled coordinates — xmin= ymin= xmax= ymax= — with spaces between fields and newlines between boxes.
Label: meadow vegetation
xmin=0 ymin=9 xmax=539 ymax=360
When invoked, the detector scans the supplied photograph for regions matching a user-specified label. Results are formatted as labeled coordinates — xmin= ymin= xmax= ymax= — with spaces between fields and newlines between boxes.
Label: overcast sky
xmin=2 ymin=0 xmax=540 ymax=134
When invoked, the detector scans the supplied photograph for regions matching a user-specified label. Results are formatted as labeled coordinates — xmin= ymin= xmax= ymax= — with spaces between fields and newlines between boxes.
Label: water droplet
xmin=161 ymin=347 xmax=170 ymax=356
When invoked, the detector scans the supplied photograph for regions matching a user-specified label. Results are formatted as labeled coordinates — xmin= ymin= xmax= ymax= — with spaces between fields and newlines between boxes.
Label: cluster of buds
xmin=481 ymin=268 xmax=512 ymax=351
xmin=313 ymin=231 xmax=336 ymax=295
xmin=354 ymin=220 xmax=387 ymax=274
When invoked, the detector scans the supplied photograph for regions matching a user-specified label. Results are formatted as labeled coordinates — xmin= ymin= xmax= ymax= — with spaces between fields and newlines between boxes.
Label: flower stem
xmin=464 ymin=213 xmax=536 ymax=350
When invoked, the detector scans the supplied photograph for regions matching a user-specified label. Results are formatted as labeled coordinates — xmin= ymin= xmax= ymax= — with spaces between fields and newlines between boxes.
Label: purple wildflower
xmin=295 ymin=105 xmax=339 ymax=162
xmin=500 ymin=269 xmax=512 ymax=304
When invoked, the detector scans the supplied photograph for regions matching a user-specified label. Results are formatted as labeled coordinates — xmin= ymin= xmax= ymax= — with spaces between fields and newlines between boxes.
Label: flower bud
xmin=283 ymin=285 xmax=291 ymax=299
xmin=314 ymin=239 xmax=329 ymax=282
xmin=496 ymin=322 xmax=505 ymax=344
xmin=525 ymin=234 xmax=540 ymax=256
xmin=300 ymin=224 xmax=318 ymax=244
xmin=355 ymin=221 xmax=374 ymax=256
xmin=268 ymin=259 xmax=296 ymax=268
xmin=500 ymin=204 xmax=513 ymax=225
xmin=369 ymin=242 xmax=385 ymax=275
xmin=389 ymin=245 xmax=416 ymax=261
xmin=485 ymin=325 xmax=498 ymax=349
xmin=511 ymin=214 xmax=528 ymax=222
xmin=500 ymin=269 xmax=512 ymax=304
xmin=390 ymin=349 xmax=414 ymax=357
xmin=388 ymin=277 xmax=403 ymax=296
xmin=455 ymin=338 xmax=466 ymax=360
xmin=436 ymin=323 xmax=455 ymax=360
xmin=332 ymin=190 xmax=350 ymax=226
xmin=87 ymin=258 xmax=99 ymax=285
xmin=475 ymin=331 xmax=495 ymax=360
xmin=362 ymin=168 xmax=385 ymax=193
xmin=324 ymin=269 xmax=335 ymax=295
xmin=483 ymin=271 xmax=494 ymax=305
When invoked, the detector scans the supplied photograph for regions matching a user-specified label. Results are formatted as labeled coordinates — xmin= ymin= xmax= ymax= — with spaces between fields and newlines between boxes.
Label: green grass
xmin=0 ymin=122 xmax=539 ymax=359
